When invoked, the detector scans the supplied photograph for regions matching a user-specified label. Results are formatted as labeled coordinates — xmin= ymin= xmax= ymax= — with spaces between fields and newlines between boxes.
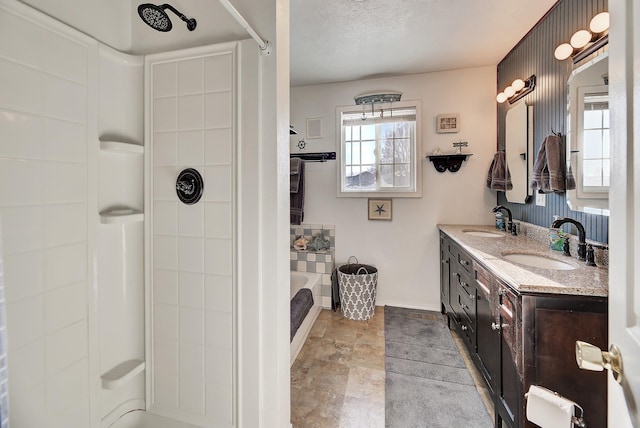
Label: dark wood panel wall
xmin=496 ymin=0 xmax=609 ymax=243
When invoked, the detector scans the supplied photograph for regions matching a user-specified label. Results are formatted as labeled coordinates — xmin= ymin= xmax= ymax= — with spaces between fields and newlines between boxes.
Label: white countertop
xmin=438 ymin=224 xmax=608 ymax=297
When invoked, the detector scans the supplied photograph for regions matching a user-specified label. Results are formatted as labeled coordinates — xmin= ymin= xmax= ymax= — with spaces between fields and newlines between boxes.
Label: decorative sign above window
xmin=354 ymin=91 xmax=402 ymax=106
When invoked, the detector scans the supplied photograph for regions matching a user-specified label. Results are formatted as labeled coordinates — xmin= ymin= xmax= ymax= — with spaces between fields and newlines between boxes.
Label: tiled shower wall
xmin=148 ymin=45 xmax=236 ymax=426
xmin=0 ymin=4 xmax=94 ymax=427
xmin=290 ymin=224 xmax=335 ymax=305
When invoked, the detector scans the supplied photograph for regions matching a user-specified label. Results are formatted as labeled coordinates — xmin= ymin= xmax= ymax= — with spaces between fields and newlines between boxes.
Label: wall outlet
xmin=536 ymin=191 xmax=546 ymax=207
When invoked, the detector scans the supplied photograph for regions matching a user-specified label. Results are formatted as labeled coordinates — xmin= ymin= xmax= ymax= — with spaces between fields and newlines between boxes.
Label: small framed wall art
xmin=436 ymin=114 xmax=460 ymax=133
xmin=368 ymin=198 xmax=392 ymax=221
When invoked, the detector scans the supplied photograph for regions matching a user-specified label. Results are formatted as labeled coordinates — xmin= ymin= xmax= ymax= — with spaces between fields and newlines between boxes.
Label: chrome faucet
xmin=492 ymin=205 xmax=516 ymax=235
xmin=551 ymin=217 xmax=587 ymax=261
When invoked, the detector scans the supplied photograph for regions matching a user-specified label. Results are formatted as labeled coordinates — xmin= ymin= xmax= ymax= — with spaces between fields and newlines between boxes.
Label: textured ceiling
xmin=16 ymin=0 xmax=558 ymax=88
xmin=290 ymin=0 xmax=558 ymax=87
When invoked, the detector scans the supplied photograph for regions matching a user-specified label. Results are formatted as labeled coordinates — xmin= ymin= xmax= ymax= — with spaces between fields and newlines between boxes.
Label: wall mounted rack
xmin=426 ymin=154 xmax=473 ymax=173
xmin=290 ymin=152 xmax=336 ymax=162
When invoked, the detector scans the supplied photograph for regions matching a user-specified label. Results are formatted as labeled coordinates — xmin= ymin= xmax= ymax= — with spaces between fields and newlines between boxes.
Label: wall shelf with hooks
xmin=426 ymin=154 xmax=473 ymax=173
xmin=290 ymin=152 xmax=336 ymax=163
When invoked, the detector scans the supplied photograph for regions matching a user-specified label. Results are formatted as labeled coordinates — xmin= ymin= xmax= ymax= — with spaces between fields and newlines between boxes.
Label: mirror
xmin=505 ymin=101 xmax=534 ymax=204
xmin=566 ymin=53 xmax=609 ymax=215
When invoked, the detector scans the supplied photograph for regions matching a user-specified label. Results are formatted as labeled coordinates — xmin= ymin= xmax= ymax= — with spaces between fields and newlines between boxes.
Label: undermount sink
xmin=463 ymin=230 xmax=505 ymax=238
xmin=502 ymin=253 xmax=577 ymax=270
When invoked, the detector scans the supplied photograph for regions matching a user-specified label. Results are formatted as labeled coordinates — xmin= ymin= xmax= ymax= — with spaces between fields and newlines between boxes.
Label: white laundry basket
xmin=337 ymin=257 xmax=378 ymax=320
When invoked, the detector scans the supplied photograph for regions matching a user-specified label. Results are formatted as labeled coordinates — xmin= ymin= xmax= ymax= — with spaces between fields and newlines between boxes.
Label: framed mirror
xmin=566 ymin=52 xmax=609 ymax=215
xmin=505 ymin=101 xmax=534 ymax=204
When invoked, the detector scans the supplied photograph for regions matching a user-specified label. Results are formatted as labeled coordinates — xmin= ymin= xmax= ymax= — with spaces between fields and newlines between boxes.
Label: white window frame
xmin=576 ymin=85 xmax=609 ymax=199
xmin=336 ymin=100 xmax=422 ymax=198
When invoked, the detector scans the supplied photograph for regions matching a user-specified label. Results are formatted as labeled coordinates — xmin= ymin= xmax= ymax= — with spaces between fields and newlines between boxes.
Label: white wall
xmin=18 ymin=0 xmax=131 ymax=51
xmin=291 ymin=67 xmax=497 ymax=310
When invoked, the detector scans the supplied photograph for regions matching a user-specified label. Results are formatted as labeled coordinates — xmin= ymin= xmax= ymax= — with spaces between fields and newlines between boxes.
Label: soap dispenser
xmin=495 ymin=212 xmax=505 ymax=230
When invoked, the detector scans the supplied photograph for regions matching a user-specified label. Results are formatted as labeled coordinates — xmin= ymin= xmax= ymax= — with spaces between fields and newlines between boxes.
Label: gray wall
xmin=497 ymin=0 xmax=609 ymax=243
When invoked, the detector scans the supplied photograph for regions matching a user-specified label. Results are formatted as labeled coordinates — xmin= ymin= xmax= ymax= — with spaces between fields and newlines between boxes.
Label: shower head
xmin=137 ymin=3 xmax=197 ymax=32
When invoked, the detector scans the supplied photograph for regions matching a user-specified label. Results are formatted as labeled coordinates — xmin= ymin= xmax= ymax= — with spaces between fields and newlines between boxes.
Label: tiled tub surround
xmin=438 ymin=224 xmax=608 ymax=297
xmin=290 ymin=224 xmax=335 ymax=308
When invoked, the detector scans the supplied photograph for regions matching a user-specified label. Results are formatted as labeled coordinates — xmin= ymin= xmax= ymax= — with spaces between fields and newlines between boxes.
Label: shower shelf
xmin=100 ymin=140 xmax=144 ymax=154
xmin=101 ymin=359 xmax=145 ymax=390
xmin=100 ymin=208 xmax=144 ymax=224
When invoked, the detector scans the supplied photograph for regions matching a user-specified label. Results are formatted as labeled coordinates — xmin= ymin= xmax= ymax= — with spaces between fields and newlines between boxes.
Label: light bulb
xmin=554 ymin=43 xmax=573 ymax=60
xmin=512 ymin=79 xmax=525 ymax=92
xmin=504 ymin=86 xmax=516 ymax=98
xmin=570 ymin=30 xmax=592 ymax=49
xmin=496 ymin=92 xmax=508 ymax=103
xmin=590 ymin=12 xmax=610 ymax=34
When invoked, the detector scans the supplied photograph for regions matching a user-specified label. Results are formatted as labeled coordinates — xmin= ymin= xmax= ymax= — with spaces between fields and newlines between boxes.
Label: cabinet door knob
xmin=461 ymin=325 xmax=468 ymax=331
xmin=491 ymin=322 xmax=509 ymax=330
xmin=576 ymin=341 xmax=624 ymax=383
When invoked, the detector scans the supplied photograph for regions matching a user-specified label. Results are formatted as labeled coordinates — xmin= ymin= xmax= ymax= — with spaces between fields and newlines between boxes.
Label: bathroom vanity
xmin=439 ymin=225 xmax=608 ymax=428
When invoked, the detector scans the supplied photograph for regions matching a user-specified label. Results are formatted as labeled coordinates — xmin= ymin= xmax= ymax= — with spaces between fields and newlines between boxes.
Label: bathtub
xmin=109 ymin=410 xmax=200 ymax=427
xmin=290 ymin=271 xmax=322 ymax=366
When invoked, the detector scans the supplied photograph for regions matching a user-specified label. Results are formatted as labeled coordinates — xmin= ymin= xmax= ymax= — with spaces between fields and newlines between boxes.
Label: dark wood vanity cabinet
xmin=439 ymin=232 xmax=608 ymax=428
xmin=439 ymin=233 xmax=451 ymax=317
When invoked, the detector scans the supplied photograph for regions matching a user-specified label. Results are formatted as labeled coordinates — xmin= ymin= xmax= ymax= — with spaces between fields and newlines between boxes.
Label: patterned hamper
xmin=337 ymin=257 xmax=378 ymax=320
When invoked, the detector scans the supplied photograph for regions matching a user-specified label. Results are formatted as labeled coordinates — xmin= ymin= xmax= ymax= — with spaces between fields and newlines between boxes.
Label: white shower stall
xmin=0 ymin=0 xmax=289 ymax=426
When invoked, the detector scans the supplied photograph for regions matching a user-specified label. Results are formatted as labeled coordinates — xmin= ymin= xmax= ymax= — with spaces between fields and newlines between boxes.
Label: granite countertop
xmin=438 ymin=224 xmax=609 ymax=297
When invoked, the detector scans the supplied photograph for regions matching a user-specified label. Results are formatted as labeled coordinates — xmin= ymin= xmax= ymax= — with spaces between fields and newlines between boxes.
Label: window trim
xmin=336 ymin=100 xmax=422 ymax=198
xmin=576 ymin=85 xmax=609 ymax=200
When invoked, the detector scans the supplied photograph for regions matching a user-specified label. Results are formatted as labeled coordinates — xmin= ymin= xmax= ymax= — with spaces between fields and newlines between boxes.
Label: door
xmin=608 ymin=0 xmax=640 ymax=425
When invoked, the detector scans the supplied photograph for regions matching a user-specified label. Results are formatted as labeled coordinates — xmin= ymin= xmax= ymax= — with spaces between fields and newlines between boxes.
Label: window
xmin=577 ymin=86 xmax=609 ymax=199
xmin=337 ymin=100 xmax=421 ymax=197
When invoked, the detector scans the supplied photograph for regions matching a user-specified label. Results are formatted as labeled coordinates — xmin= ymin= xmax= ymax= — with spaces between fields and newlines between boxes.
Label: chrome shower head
xmin=137 ymin=3 xmax=197 ymax=32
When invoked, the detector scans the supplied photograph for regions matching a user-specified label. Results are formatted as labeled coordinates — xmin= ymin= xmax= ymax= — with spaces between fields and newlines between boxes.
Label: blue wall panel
xmin=496 ymin=0 xmax=609 ymax=243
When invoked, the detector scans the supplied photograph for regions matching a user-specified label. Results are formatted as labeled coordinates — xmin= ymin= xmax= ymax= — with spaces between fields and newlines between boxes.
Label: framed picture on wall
xmin=436 ymin=114 xmax=460 ymax=133
xmin=368 ymin=198 xmax=392 ymax=221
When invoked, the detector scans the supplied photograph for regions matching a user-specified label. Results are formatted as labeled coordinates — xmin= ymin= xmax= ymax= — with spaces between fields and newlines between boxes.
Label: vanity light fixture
xmin=554 ymin=12 xmax=609 ymax=63
xmin=496 ymin=75 xmax=536 ymax=104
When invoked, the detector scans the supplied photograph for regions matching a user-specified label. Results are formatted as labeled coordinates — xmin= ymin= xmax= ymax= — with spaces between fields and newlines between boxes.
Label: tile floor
xmin=290 ymin=306 xmax=494 ymax=428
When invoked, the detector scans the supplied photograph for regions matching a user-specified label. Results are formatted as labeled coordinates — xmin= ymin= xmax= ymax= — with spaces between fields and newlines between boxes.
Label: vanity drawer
xmin=458 ymin=283 xmax=477 ymax=325
xmin=456 ymin=249 xmax=473 ymax=275
xmin=457 ymin=294 xmax=476 ymax=349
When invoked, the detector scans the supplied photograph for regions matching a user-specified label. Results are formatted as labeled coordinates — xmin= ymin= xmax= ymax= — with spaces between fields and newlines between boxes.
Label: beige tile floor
xmin=291 ymin=306 xmax=494 ymax=428
xmin=291 ymin=306 xmax=386 ymax=428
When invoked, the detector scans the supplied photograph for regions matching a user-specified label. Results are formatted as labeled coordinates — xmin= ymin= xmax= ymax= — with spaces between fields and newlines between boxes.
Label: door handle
xmin=575 ymin=341 xmax=623 ymax=383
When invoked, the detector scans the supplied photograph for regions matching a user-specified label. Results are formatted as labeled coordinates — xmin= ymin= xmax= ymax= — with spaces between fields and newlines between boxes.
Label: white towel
xmin=526 ymin=385 xmax=577 ymax=428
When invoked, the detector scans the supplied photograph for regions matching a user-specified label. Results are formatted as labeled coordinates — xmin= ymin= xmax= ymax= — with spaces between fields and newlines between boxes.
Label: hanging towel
xmin=290 ymin=158 xmax=305 ymax=225
xmin=486 ymin=151 xmax=513 ymax=191
xmin=530 ymin=134 xmax=566 ymax=193
xmin=290 ymin=157 xmax=302 ymax=193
